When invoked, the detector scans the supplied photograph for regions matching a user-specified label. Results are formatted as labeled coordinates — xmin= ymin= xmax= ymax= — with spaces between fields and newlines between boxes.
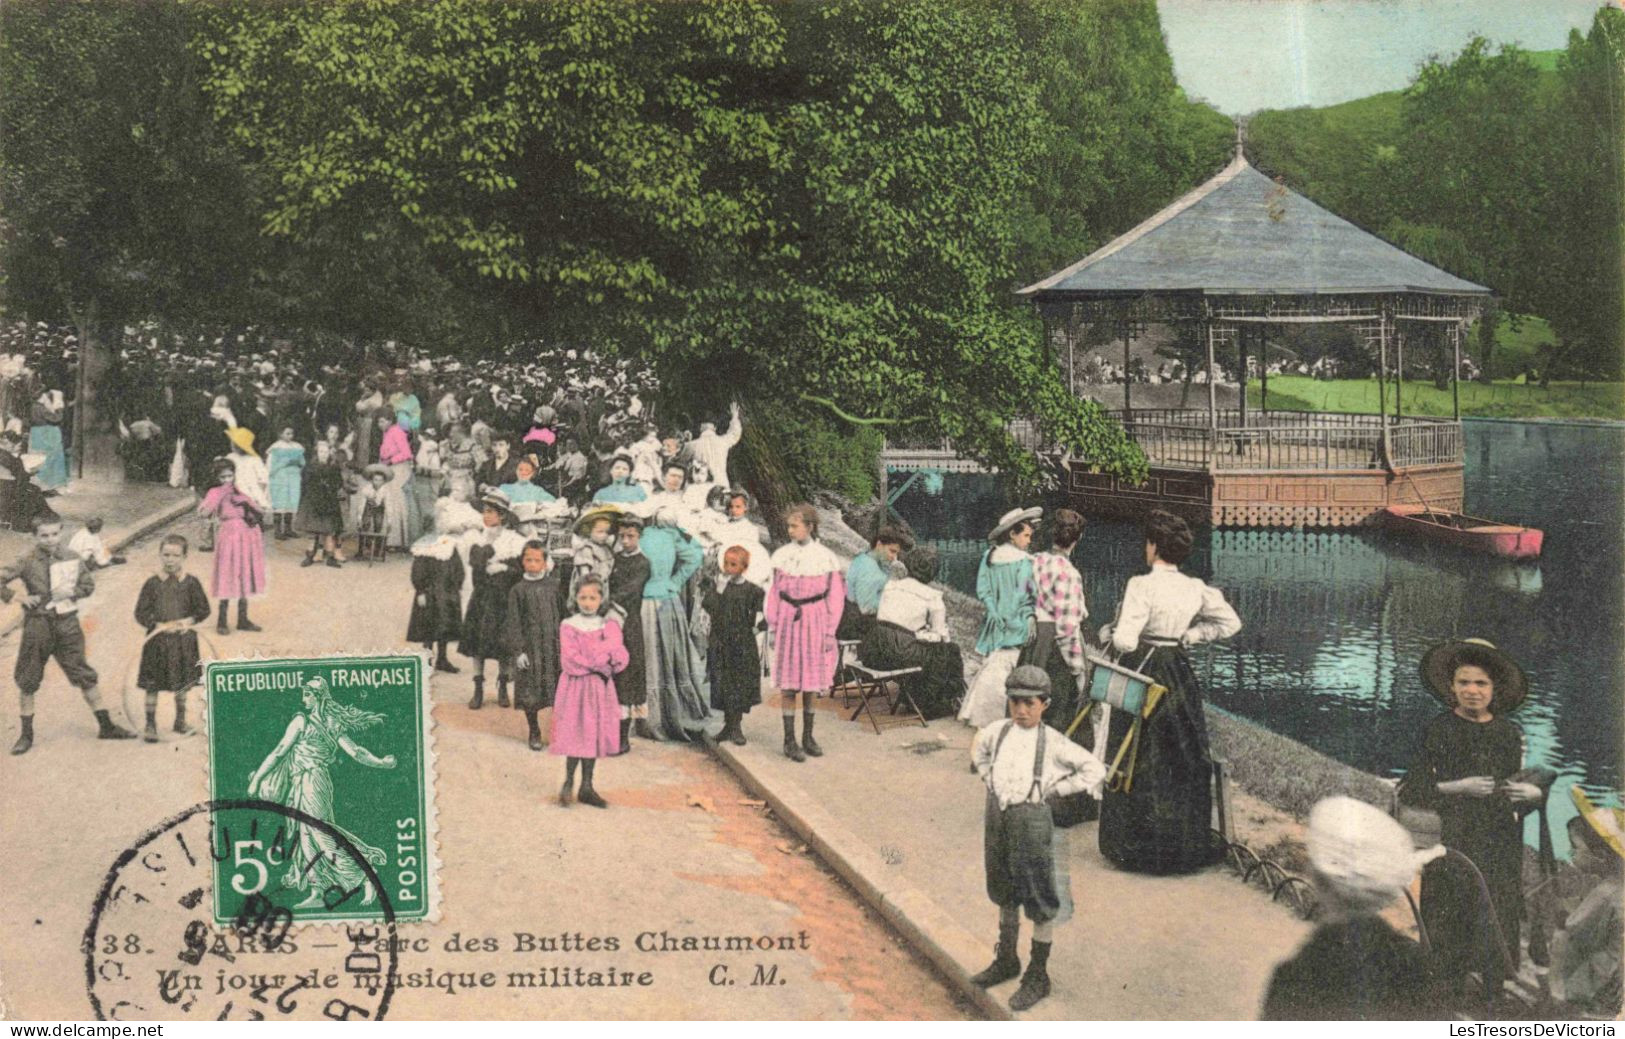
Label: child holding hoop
xmin=133 ymin=534 xmax=212 ymax=742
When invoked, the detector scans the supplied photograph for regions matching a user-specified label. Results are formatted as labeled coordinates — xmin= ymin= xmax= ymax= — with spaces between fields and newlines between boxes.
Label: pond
xmin=893 ymin=418 xmax=1623 ymax=856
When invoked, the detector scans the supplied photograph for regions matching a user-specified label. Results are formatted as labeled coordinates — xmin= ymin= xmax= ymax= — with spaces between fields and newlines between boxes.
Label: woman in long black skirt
xmin=1097 ymin=510 xmax=1240 ymax=875
xmin=1398 ymin=638 xmax=1539 ymax=999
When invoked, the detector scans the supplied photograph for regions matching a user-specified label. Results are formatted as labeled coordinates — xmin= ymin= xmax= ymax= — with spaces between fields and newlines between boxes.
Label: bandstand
xmin=1015 ymin=143 xmax=1491 ymax=528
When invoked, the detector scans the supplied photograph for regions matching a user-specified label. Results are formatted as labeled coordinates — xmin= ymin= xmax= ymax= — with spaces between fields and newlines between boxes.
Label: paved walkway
xmin=0 ymin=473 xmax=194 ymax=635
xmin=714 ymin=699 xmax=1313 ymax=1020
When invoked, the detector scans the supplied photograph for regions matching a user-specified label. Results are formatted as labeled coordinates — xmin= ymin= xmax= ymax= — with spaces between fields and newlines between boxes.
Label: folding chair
xmin=835 ymin=640 xmax=864 ymax=707
xmin=845 ymin=660 xmax=926 ymax=734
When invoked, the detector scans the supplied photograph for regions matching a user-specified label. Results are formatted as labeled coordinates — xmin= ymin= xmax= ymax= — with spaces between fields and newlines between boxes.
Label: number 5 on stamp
xmin=205 ymin=654 xmax=438 ymax=924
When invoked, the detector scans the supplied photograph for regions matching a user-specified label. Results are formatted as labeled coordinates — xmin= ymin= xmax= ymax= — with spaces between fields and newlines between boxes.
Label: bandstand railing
xmin=883 ymin=409 xmax=1463 ymax=474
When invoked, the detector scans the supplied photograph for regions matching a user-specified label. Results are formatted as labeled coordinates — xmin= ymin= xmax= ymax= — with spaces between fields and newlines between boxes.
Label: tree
xmin=1539 ymin=9 xmax=1624 ymax=380
xmin=0 ymin=2 xmax=265 ymax=329
xmin=195 ymin=0 xmax=1155 ymax=486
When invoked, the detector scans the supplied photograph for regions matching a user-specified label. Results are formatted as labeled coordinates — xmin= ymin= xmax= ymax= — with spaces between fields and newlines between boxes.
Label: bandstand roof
xmin=1018 ymin=151 xmax=1491 ymax=300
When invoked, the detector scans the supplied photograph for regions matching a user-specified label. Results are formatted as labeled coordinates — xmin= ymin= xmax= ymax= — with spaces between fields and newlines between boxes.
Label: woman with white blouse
xmin=1096 ymin=509 xmax=1240 ymax=875
xmin=858 ymin=546 xmax=966 ymax=720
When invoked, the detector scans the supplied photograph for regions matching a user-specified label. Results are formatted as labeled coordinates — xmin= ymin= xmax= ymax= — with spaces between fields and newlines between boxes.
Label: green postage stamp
xmin=205 ymin=654 xmax=438 ymax=925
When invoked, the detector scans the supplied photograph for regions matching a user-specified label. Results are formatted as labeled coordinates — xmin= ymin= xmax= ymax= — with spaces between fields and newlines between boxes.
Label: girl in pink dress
xmin=552 ymin=577 xmax=628 ymax=808
xmin=196 ymin=459 xmax=268 ymax=635
xmin=765 ymin=503 xmax=846 ymax=762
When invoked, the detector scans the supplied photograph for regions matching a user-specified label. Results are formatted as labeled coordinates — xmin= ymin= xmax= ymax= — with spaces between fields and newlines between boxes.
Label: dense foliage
xmin=1249 ymin=9 xmax=1624 ymax=381
xmin=1 ymin=0 xmax=1236 ymax=493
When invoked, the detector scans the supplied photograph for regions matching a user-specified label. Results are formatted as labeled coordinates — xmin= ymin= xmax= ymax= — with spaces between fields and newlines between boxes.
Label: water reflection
xmin=897 ymin=420 xmax=1623 ymax=855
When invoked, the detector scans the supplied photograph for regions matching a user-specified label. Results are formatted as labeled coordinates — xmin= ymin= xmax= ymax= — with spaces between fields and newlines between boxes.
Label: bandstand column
xmin=1395 ymin=328 xmax=1404 ymax=423
xmin=1205 ymin=321 xmax=1218 ymax=434
xmin=1452 ymin=321 xmax=1463 ymax=420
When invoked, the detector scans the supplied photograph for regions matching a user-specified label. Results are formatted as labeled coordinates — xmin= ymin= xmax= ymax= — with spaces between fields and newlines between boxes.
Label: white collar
xmin=564 ymin=614 xmax=605 ymax=631
xmin=989 ymin=544 xmax=1029 ymax=565
xmin=410 ymin=535 xmax=462 ymax=560
xmin=770 ymin=539 xmax=840 ymax=576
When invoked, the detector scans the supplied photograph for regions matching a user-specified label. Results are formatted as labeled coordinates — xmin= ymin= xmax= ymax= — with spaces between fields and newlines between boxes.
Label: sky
xmin=1157 ymin=0 xmax=1611 ymax=114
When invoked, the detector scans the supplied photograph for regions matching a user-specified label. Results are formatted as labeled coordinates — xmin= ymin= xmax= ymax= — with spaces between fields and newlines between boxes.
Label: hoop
xmin=119 ymin=625 xmax=225 ymax=737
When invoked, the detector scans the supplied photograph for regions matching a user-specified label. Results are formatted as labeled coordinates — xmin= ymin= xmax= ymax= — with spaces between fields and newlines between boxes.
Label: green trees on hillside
xmin=1250 ymin=8 xmax=1624 ymax=381
xmin=0 ymin=0 xmax=1239 ymax=490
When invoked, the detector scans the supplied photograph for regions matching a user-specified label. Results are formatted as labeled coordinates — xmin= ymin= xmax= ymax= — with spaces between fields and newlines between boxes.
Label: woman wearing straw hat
xmin=1097 ymin=508 xmax=1239 ymax=875
xmin=1260 ymin=796 xmax=1447 ymax=1019
xmin=957 ymin=507 xmax=1040 ymax=730
xmin=1399 ymin=638 xmax=1541 ymax=999
xmin=1550 ymin=787 xmax=1623 ymax=1012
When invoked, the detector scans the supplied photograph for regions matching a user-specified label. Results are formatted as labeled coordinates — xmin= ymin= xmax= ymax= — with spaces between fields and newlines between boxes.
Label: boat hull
xmin=1382 ymin=505 xmax=1544 ymax=560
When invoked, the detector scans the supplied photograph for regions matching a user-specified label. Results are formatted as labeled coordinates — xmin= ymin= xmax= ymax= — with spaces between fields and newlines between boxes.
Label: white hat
xmin=1306 ymin=797 xmax=1443 ymax=910
xmin=988 ymin=506 xmax=1042 ymax=543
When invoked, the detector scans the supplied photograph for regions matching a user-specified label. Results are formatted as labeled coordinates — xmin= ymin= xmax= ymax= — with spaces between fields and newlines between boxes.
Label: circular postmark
xmin=82 ymin=799 xmax=400 ymax=1021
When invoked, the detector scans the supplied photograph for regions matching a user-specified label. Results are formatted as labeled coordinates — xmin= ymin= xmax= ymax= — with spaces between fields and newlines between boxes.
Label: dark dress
xmin=1260 ymin=917 xmax=1445 ymax=1020
xmin=858 ymin=621 xmax=966 ymax=721
xmin=295 ymin=459 xmax=346 ymax=536
xmin=406 ymin=547 xmax=464 ymax=644
xmin=1097 ymin=642 xmax=1224 ymax=874
xmin=0 ymin=447 xmax=49 ymax=531
xmin=459 ymin=539 xmax=521 ymax=661
xmin=1399 ymin=712 xmax=1525 ymax=986
xmin=704 ymin=580 xmax=764 ymax=714
xmin=500 ymin=575 xmax=564 ymax=711
xmin=608 ymin=551 xmax=651 ymax=707
xmin=134 ymin=574 xmax=211 ymax=692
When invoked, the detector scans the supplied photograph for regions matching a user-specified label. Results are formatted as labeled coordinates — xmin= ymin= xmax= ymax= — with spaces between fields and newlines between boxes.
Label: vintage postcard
xmin=0 ymin=0 xmax=1619 ymax=1025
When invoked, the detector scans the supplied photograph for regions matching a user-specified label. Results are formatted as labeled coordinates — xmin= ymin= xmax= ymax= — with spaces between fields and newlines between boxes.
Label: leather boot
xmin=300 ymin=550 xmax=316 ymax=567
xmin=236 ymin=601 xmax=263 ymax=633
xmin=1008 ymin=941 xmax=1052 ymax=1011
xmin=95 ymin=709 xmax=136 ymax=741
xmin=632 ymin=718 xmax=656 ymax=740
xmin=970 ymin=917 xmax=1021 ymax=988
xmin=801 ymin=704 xmax=823 ymax=757
xmin=144 ymin=709 xmax=159 ymax=743
xmin=615 ymin=719 xmax=631 ymax=756
xmin=434 ymin=642 xmax=460 ymax=674
xmin=216 ymin=601 xmax=230 ymax=636
xmin=11 ymin=716 xmax=33 ymax=755
xmin=173 ymin=694 xmax=194 ymax=735
xmin=782 ymin=715 xmax=806 ymax=762
xmin=526 ymin=711 xmax=543 ymax=752
xmin=496 ymin=675 xmax=510 ymax=709
xmin=468 ymin=675 xmax=485 ymax=710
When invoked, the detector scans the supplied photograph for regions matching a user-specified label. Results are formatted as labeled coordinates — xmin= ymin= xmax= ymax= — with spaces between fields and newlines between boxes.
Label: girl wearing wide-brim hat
xmin=1398 ymin=637 xmax=1541 ymax=996
xmin=957 ymin=507 xmax=1041 ymax=730
xmin=570 ymin=504 xmax=623 ymax=595
xmin=1550 ymin=787 xmax=1624 ymax=1012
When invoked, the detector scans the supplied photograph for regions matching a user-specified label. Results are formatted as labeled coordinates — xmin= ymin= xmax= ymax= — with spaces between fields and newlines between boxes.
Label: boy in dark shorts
xmin=970 ymin=665 xmax=1104 ymax=1011
xmin=2 ymin=514 xmax=134 ymax=754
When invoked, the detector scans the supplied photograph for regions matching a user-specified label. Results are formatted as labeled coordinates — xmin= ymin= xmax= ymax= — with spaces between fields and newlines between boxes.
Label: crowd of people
xmin=0 ymin=320 xmax=1616 ymax=1019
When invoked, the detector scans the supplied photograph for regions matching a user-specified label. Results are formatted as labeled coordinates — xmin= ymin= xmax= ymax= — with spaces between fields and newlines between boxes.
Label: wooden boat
xmin=1382 ymin=504 xmax=1544 ymax=560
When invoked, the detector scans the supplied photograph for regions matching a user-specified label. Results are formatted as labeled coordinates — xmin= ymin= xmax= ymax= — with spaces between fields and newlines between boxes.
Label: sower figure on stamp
xmin=503 ymin=540 xmax=565 ymax=752
xmin=459 ymin=490 xmax=526 ymax=710
xmin=133 ymin=534 xmax=211 ymax=743
xmin=247 ymin=677 xmax=394 ymax=909
xmin=971 ymin=665 xmax=1105 ymax=1012
xmin=2 ymin=514 xmax=136 ymax=754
